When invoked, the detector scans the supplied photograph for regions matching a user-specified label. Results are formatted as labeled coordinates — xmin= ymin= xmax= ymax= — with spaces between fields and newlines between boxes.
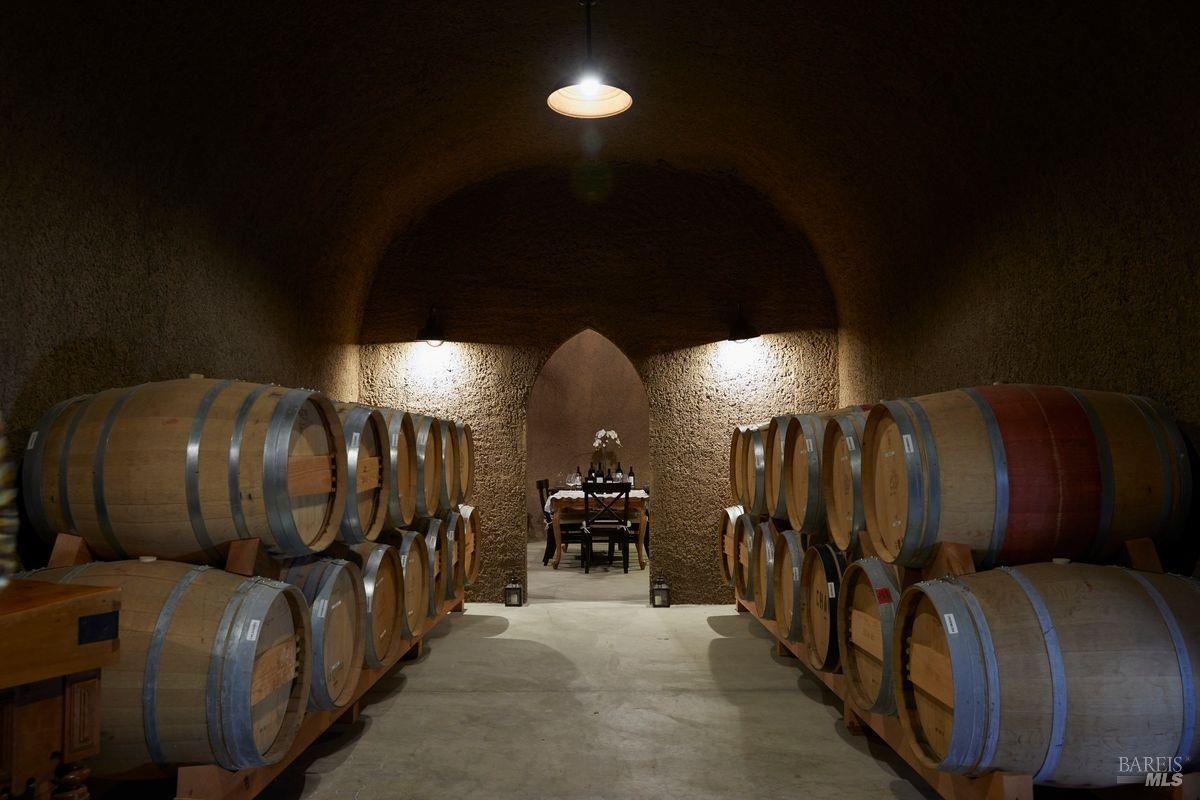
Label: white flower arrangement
xmin=592 ymin=428 xmax=622 ymax=449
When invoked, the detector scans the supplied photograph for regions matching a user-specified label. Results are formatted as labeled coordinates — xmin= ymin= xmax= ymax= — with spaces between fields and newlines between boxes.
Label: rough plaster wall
xmin=526 ymin=331 xmax=652 ymax=536
xmin=358 ymin=343 xmax=551 ymax=603
xmin=639 ymin=333 xmax=839 ymax=604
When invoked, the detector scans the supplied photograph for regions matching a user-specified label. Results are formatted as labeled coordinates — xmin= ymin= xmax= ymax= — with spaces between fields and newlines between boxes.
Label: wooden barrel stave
xmin=410 ymin=413 xmax=443 ymax=518
xmin=19 ymin=560 xmax=311 ymax=775
xmin=333 ymin=404 xmax=390 ymax=544
xmin=752 ymin=519 xmax=779 ymax=620
xmin=732 ymin=513 xmax=758 ymax=603
xmin=419 ymin=517 xmax=450 ymax=617
xmin=783 ymin=413 xmax=828 ymax=535
xmin=454 ymin=421 xmax=475 ymax=504
xmin=740 ymin=425 xmax=768 ymax=515
xmin=437 ymin=419 xmax=460 ymax=514
xmin=764 ymin=416 xmax=795 ymax=520
xmin=799 ymin=543 xmax=848 ymax=671
xmin=838 ymin=557 xmax=901 ymax=714
xmin=771 ymin=529 xmax=807 ymax=641
xmin=376 ymin=408 xmax=418 ymax=528
xmin=280 ymin=558 xmax=366 ymax=710
xmin=729 ymin=426 xmax=749 ymax=506
xmin=440 ymin=509 xmax=467 ymax=599
xmin=893 ymin=563 xmax=1200 ymax=786
xmin=22 ymin=379 xmax=347 ymax=562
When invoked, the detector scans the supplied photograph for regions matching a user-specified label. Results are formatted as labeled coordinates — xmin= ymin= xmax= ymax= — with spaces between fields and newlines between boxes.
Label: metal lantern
xmin=504 ymin=580 xmax=525 ymax=607
xmin=651 ymin=576 xmax=670 ymax=608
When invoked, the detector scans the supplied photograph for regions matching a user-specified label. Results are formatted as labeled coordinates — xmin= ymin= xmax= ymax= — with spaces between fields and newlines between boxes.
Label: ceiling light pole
xmin=547 ymin=1 xmax=632 ymax=118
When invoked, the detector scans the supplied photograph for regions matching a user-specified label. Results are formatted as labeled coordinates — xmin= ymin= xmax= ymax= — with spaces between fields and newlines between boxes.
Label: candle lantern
xmin=504 ymin=580 xmax=525 ymax=607
xmin=651 ymin=576 xmax=670 ymax=608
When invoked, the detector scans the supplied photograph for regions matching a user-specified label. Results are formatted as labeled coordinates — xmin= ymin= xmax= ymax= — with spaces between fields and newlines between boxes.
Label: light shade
xmin=547 ymin=82 xmax=633 ymax=119
xmin=416 ymin=307 xmax=445 ymax=347
xmin=728 ymin=306 xmax=760 ymax=343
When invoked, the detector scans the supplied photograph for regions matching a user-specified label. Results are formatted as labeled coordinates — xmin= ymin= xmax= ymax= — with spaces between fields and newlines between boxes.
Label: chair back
xmin=583 ymin=481 xmax=631 ymax=527
xmin=536 ymin=478 xmax=552 ymax=512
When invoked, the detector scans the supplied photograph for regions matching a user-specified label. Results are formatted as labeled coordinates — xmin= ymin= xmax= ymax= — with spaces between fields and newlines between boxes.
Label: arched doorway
xmin=526 ymin=330 xmax=651 ymax=601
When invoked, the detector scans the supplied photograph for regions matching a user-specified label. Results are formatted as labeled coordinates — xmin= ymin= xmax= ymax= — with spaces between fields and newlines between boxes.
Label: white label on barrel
xmin=246 ymin=619 xmax=261 ymax=642
xmin=793 ymin=566 xmax=800 ymax=581
xmin=26 ymin=431 xmax=38 ymax=450
xmin=846 ymin=437 xmax=856 ymax=452
xmin=351 ymin=432 xmax=360 ymax=450
xmin=315 ymin=598 xmax=328 ymax=619
xmin=401 ymin=555 xmax=408 ymax=568
xmin=827 ymin=581 xmax=836 ymax=598
xmin=805 ymin=438 xmax=814 ymax=453
xmin=902 ymin=434 xmax=915 ymax=454
xmin=943 ymin=613 xmax=959 ymax=635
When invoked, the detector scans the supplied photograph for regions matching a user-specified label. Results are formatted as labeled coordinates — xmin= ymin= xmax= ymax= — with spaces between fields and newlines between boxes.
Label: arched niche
xmin=525 ymin=330 xmax=651 ymax=538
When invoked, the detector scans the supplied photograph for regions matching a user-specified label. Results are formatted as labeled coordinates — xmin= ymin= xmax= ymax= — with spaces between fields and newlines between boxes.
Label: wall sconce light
xmin=416 ymin=307 xmax=445 ymax=347
xmin=547 ymin=0 xmax=632 ymax=119
xmin=651 ymin=576 xmax=670 ymax=608
xmin=504 ymin=579 xmax=525 ymax=607
xmin=728 ymin=306 xmax=759 ymax=343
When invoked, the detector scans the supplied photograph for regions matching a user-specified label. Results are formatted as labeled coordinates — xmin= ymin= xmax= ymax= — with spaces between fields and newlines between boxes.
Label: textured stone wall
xmin=638 ymin=333 xmax=839 ymax=602
xmin=526 ymin=331 xmax=652 ymax=536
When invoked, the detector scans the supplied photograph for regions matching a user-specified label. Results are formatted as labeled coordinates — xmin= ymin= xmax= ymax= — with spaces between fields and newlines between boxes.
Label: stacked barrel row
xmin=14 ymin=376 xmax=485 ymax=778
xmin=720 ymin=384 xmax=1198 ymax=788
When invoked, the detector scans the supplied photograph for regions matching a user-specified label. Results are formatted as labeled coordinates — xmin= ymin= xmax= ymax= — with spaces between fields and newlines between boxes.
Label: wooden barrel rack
xmin=45 ymin=531 xmax=464 ymax=800
xmin=734 ymin=536 xmax=1198 ymax=800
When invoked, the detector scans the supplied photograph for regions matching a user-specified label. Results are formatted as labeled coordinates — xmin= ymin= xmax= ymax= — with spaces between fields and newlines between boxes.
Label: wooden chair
xmin=539 ymin=479 xmax=582 ymax=566
xmin=581 ymin=481 xmax=633 ymax=574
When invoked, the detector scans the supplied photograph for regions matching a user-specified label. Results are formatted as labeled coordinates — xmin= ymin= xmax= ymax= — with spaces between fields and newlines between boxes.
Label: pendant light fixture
xmin=728 ymin=305 xmax=760 ymax=343
xmin=547 ymin=1 xmax=632 ymax=119
xmin=416 ymin=307 xmax=445 ymax=347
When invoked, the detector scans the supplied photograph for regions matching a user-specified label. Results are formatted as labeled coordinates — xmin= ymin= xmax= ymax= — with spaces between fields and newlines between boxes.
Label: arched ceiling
xmin=6 ymin=2 xmax=1196 ymax=345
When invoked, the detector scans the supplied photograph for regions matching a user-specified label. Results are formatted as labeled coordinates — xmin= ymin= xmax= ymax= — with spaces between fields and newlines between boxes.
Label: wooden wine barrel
xmin=838 ymin=557 xmax=901 ymax=714
xmin=436 ymin=419 xmax=461 ymax=514
xmin=763 ymin=416 xmax=797 ymax=520
xmin=22 ymin=378 xmax=348 ymax=562
xmin=862 ymin=385 xmax=1192 ymax=568
xmin=732 ymin=512 xmax=759 ymax=603
xmin=799 ymin=543 xmax=848 ymax=671
xmin=771 ymin=529 xmax=807 ymax=641
xmin=280 ymin=558 xmax=366 ymax=710
xmin=717 ymin=504 xmax=744 ymax=588
xmin=329 ymin=543 xmax=404 ymax=668
xmin=740 ymin=425 xmax=768 ymax=515
xmin=782 ymin=413 xmax=829 ymax=535
xmin=376 ymin=408 xmax=418 ymax=528
xmin=333 ymin=404 xmax=390 ymax=544
xmin=420 ymin=517 xmax=449 ymax=616
xmin=822 ymin=406 xmax=870 ymax=552
xmin=752 ymin=519 xmax=779 ymax=620
xmin=454 ymin=421 xmax=475 ymax=503
xmin=0 ymin=415 xmax=15 ymax=589
xmin=20 ymin=559 xmax=311 ymax=775
xmin=729 ymin=426 xmax=750 ymax=505
xmin=458 ymin=503 xmax=483 ymax=586
xmin=411 ymin=413 xmax=444 ymax=518
xmin=395 ymin=531 xmax=431 ymax=638
xmin=894 ymin=563 xmax=1200 ymax=786
xmin=440 ymin=509 xmax=467 ymax=599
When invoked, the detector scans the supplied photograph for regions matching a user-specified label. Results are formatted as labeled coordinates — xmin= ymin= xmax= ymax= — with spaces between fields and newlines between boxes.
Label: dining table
xmin=545 ymin=488 xmax=650 ymax=570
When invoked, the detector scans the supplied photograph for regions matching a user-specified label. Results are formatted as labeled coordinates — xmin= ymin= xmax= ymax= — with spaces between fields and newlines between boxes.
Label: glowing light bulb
xmin=580 ymin=75 xmax=601 ymax=95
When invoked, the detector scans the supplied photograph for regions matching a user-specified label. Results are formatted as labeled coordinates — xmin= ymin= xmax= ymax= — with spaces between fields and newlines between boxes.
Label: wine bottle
xmin=629 ymin=465 xmax=636 ymax=486
xmin=615 ymin=461 xmax=624 ymax=481
xmin=575 ymin=466 xmax=583 ymax=486
xmin=605 ymin=467 xmax=614 ymax=482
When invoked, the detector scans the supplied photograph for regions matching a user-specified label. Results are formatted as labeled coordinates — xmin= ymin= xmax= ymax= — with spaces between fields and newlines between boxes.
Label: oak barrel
xmin=751 ymin=519 xmax=779 ymax=620
xmin=455 ymin=421 xmax=475 ymax=503
xmin=893 ymin=563 xmax=1200 ymax=786
xmin=732 ymin=513 xmax=759 ymax=603
xmin=280 ymin=558 xmax=366 ymax=710
xmin=458 ymin=503 xmax=483 ymax=586
xmin=729 ymin=426 xmax=750 ymax=505
xmin=22 ymin=378 xmax=348 ymax=562
xmin=799 ymin=543 xmax=848 ymax=671
xmin=420 ymin=517 xmax=450 ymax=616
xmin=377 ymin=408 xmax=418 ymax=528
xmin=822 ymin=406 xmax=870 ymax=552
xmin=717 ymin=505 xmax=744 ymax=588
xmin=411 ymin=414 xmax=444 ymax=518
xmin=395 ymin=531 xmax=431 ymax=638
xmin=440 ymin=509 xmax=467 ymax=599
xmin=782 ymin=413 xmax=829 ymax=535
xmin=763 ymin=416 xmax=796 ymax=520
xmin=838 ymin=557 xmax=901 ymax=714
xmin=0 ymin=416 xmax=15 ymax=588
xmin=771 ymin=529 xmax=808 ymax=641
xmin=862 ymin=385 xmax=1192 ymax=568
xmin=739 ymin=425 xmax=768 ymax=515
xmin=436 ymin=418 xmax=461 ymax=514
xmin=333 ymin=404 xmax=390 ymax=544
xmin=20 ymin=560 xmax=311 ymax=775
xmin=329 ymin=543 xmax=404 ymax=668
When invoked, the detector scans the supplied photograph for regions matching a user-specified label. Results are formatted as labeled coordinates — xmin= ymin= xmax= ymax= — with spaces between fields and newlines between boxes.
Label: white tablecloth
xmin=545 ymin=489 xmax=650 ymax=514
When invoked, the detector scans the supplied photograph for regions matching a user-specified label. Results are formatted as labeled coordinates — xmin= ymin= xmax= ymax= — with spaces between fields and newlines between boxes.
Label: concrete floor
xmin=258 ymin=542 xmax=937 ymax=800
